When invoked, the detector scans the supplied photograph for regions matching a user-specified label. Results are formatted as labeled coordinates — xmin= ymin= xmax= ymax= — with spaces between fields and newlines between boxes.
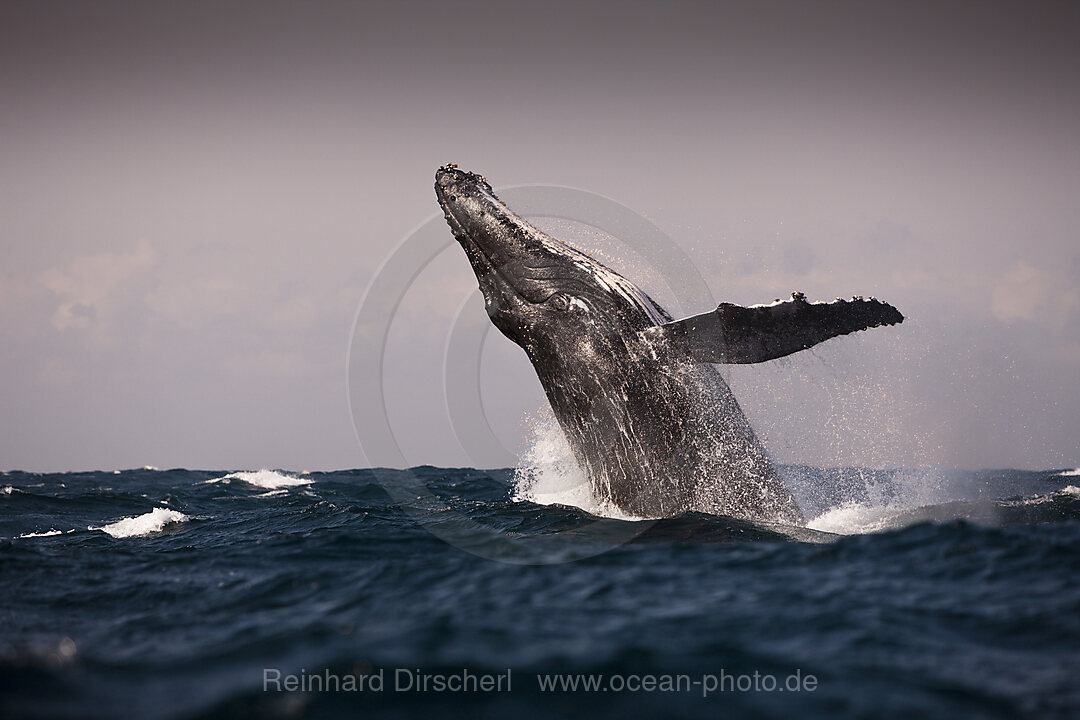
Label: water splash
xmin=807 ymin=502 xmax=906 ymax=534
xmin=511 ymin=408 xmax=642 ymax=520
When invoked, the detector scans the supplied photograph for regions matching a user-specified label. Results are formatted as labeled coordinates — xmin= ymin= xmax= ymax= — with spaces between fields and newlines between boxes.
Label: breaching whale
xmin=435 ymin=165 xmax=903 ymax=523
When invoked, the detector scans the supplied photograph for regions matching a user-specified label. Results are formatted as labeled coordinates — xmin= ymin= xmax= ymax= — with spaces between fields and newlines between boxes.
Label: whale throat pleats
xmin=647 ymin=296 xmax=904 ymax=365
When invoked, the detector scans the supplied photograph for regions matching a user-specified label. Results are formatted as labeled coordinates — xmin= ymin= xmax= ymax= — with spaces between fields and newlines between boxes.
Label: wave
xmin=806 ymin=502 xmax=905 ymax=534
xmin=17 ymin=529 xmax=63 ymax=538
xmin=511 ymin=416 xmax=1080 ymax=535
xmin=807 ymin=484 xmax=1080 ymax=535
xmin=95 ymin=508 xmax=188 ymax=538
xmin=1001 ymin=484 xmax=1079 ymax=506
xmin=205 ymin=469 xmax=312 ymax=490
xmin=3 ymin=465 xmax=1077 ymax=720
xmin=512 ymin=409 xmax=642 ymax=521
xmin=1057 ymin=468 xmax=1080 ymax=477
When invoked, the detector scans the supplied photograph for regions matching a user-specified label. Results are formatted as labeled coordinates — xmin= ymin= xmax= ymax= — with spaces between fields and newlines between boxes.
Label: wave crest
xmin=97 ymin=508 xmax=188 ymax=538
xmin=206 ymin=469 xmax=312 ymax=490
xmin=18 ymin=529 xmax=63 ymax=538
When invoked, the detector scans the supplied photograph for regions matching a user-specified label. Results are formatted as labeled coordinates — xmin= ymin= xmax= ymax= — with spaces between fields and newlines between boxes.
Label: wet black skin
xmin=435 ymin=165 xmax=805 ymax=522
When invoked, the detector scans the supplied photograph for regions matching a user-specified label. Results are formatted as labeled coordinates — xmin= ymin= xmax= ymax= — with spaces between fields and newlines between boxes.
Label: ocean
xmin=2 ymin=464 xmax=1078 ymax=719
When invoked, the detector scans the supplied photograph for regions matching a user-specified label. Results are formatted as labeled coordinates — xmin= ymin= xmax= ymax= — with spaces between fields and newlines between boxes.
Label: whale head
xmin=435 ymin=165 xmax=669 ymax=359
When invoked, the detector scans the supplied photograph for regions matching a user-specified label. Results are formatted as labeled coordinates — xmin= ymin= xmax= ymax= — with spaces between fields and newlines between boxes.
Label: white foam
xmin=142 ymin=465 xmax=160 ymax=471
xmin=18 ymin=529 xmax=62 ymax=538
xmin=512 ymin=409 xmax=642 ymax=521
xmin=1056 ymin=468 xmax=1080 ymax=477
xmin=1004 ymin=493 xmax=1055 ymax=507
xmin=96 ymin=508 xmax=188 ymax=538
xmin=205 ymin=469 xmax=312 ymax=489
xmin=806 ymin=502 xmax=906 ymax=535
xmin=1001 ymin=484 xmax=1080 ymax=507
xmin=812 ymin=483 xmax=1080 ymax=532
xmin=2 ymin=486 xmax=13 ymax=495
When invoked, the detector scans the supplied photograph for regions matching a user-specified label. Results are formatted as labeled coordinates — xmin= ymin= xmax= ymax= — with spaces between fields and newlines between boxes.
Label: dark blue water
xmin=2 ymin=466 xmax=1078 ymax=719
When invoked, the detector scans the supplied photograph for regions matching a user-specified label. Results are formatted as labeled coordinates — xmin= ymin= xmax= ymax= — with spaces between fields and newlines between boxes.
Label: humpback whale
xmin=435 ymin=165 xmax=903 ymax=523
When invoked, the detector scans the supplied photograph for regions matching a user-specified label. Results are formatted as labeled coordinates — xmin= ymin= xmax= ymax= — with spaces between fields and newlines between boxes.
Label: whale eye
xmin=549 ymin=293 xmax=572 ymax=312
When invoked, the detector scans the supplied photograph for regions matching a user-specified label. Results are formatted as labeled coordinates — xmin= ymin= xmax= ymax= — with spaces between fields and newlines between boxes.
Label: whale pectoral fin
xmin=647 ymin=296 xmax=904 ymax=364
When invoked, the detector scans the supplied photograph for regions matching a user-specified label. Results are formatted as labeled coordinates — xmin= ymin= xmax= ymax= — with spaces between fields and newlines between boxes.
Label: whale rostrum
xmin=435 ymin=165 xmax=903 ymax=523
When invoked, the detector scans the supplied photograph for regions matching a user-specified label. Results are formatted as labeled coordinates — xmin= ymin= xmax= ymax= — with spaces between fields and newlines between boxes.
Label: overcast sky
xmin=1 ymin=1 xmax=1078 ymax=472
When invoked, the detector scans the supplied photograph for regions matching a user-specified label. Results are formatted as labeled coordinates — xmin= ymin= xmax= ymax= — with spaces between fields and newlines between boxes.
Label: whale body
xmin=435 ymin=165 xmax=903 ymax=523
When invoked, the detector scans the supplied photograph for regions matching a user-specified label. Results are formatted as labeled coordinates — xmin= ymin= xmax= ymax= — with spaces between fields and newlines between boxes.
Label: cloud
xmin=143 ymin=243 xmax=362 ymax=336
xmin=0 ymin=274 xmax=39 ymax=320
xmin=991 ymin=261 xmax=1079 ymax=325
xmin=222 ymin=349 xmax=310 ymax=379
xmin=145 ymin=268 xmax=259 ymax=330
xmin=37 ymin=238 xmax=156 ymax=338
xmin=34 ymin=356 xmax=81 ymax=387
